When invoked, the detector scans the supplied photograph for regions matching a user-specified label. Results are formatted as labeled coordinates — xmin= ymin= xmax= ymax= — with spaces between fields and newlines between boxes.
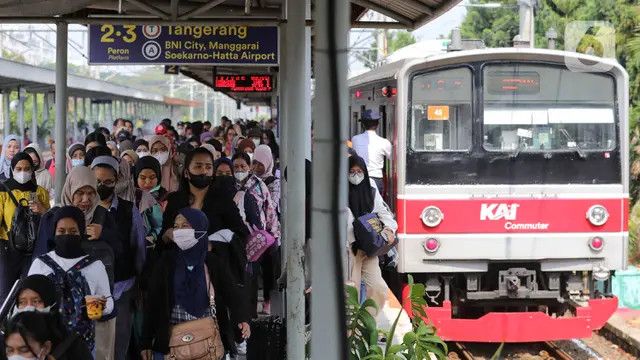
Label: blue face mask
xmin=71 ymin=158 xmax=84 ymax=168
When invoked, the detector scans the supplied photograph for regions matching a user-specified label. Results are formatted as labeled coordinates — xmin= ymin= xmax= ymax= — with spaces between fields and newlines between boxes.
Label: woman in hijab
xmin=12 ymin=274 xmax=58 ymax=313
xmin=0 ymin=152 xmax=50 ymax=300
xmin=347 ymin=155 xmax=397 ymax=315
xmin=66 ymin=142 xmax=86 ymax=171
xmin=261 ymin=129 xmax=280 ymax=164
xmin=231 ymin=152 xmax=280 ymax=317
xmin=24 ymin=144 xmax=54 ymax=196
xmin=141 ymin=208 xmax=250 ymax=360
xmin=121 ymin=149 xmax=139 ymax=168
xmin=223 ymin=126 xmax=238 ymax=157
xmin=252 ymin=144 xmax=280 ymax=214
xmin=149 ymin=135 xmax=179 ymax=193
xmin=135 ymin=155 xmax=168 ymax=208
xmin=134 ymin=138 xmax=150 ymax=158
xmin=0 ymin=134 xmax=21 ymax=181
xmin=162 ymin=148 xmax=248 ymax=250
xmin=28 ymin=206 xmax=113 ymax=352
xmin=133 ymin=156 xmax=164 ymax=246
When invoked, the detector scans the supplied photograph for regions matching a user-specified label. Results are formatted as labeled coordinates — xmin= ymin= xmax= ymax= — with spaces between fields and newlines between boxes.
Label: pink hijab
xmin=149 ymin=135 xmax=179 ymax=193
xmin=253 ymin=144 xmax=274 ymax=177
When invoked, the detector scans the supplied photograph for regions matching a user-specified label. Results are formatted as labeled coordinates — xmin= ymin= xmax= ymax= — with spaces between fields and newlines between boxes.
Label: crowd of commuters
xmin=0 ymin=116 xmax=282 ymax=360
xmin=0 ymin=106 xmax=399 ymax=359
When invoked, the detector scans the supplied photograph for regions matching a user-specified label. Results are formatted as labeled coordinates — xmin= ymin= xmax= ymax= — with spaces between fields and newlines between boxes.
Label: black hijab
xmin=348 ymin=155 xmax=374 ymax=218
xmin=4 ymin=151 xmax=38 ymax=192
xmin=18 ymin=274 xmax=57 ymax=309
xmin=134 ymin=155 xmax=162 ymax=187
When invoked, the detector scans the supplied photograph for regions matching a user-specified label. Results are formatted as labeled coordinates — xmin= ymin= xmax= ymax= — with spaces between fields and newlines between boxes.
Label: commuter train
xmin=348 ymin=48 xmax=629 ymax=342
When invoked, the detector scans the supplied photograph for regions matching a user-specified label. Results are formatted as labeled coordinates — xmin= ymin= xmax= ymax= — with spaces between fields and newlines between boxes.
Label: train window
xmin=482 ymin=64 xmax=616 ymax=152
xmin=410 ymin=67 xmax=472 ymax=151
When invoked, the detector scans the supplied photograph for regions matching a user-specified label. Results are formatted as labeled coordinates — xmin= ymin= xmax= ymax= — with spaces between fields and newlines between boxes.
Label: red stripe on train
xmin=396 ymin=198 xmax=627 ymax=234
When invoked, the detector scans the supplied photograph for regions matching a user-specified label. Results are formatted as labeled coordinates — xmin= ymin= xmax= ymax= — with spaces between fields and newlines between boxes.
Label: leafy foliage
xmin=346 ymin=276 xmax=448 ymax=360
xmin=360 ymin=30 xmax=417 ymax=69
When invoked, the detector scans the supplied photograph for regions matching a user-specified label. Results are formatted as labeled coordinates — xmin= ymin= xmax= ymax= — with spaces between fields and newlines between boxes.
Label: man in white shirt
xmin=351 ymin=109 xmax=391 ymax=192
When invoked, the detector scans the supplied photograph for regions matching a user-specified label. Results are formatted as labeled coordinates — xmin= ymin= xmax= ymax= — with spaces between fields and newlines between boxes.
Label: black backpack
xmin=2 ymin=183 xmax=39 ymax=254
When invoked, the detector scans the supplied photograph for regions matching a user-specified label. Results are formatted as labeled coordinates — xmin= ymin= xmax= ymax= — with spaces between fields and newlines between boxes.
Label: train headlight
xmin=421 ymin=206 xmax=443 ymax=227
xmin=586 ymin=205 xmax=609 ymax=226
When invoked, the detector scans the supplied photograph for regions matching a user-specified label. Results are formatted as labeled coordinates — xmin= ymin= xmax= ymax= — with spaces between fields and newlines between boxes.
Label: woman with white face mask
xmin=346 ymin=155 xmax=397 ymax=316
xmin=148 ymin=135 xmax=179 ymax=193
xmin=141 ymin=208 xmax=250 ymax=360
xmin=231 ymin=152 xmax=280 ymax=318
xmin=0 ymin=152 xmax=50 ymax=302
xmin=4 ymin=311 xmax=93 ymax=360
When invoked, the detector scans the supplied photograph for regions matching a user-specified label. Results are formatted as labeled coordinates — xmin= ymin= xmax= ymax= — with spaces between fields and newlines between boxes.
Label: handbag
xmin=246 ymin=225 xmax=276 ymax=263
xmin=353 ymin=213 xmax=398 ymax=257
xmin=167 ymin=267 xmax=225 ymax=360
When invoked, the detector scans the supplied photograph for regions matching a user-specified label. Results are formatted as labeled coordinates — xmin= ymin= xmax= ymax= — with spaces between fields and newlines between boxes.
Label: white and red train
xmin=349 ymin=48 xmax=629 ymax=342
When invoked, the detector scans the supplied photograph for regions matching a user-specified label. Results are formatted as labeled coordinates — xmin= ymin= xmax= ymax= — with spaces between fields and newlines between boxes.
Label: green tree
xmin=360 ymin=30 xmax=417 ymax=69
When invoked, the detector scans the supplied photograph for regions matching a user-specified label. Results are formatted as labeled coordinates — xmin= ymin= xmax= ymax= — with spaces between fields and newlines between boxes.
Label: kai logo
xmin=480 ymin=203 xmax=520 ymax=221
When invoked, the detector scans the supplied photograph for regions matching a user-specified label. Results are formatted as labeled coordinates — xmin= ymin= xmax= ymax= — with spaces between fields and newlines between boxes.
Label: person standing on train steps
xmin=351 ymin=109 xmax=391 ymax=193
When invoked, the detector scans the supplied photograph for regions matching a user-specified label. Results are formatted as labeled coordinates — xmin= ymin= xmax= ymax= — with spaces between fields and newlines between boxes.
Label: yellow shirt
xmin=0 ymin=186 xmax=50 ymax=240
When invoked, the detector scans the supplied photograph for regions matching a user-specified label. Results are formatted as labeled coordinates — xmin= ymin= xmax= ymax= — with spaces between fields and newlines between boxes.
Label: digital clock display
xmin=213 ymin=74 xmax=273 ymax=92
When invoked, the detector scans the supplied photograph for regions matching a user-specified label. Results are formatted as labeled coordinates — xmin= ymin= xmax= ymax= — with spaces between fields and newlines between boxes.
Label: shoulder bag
xmin=167 ymin=266 xmax=225 ymax=360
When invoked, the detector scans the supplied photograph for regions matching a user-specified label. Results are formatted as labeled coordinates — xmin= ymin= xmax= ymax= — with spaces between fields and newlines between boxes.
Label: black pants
xmin=0 ymin=243 xmax=30 ymax=301
xmin=248 ymin=250 xmax=276 ymax=320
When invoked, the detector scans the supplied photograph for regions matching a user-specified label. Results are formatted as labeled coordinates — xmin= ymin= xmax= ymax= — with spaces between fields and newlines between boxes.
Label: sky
xmin=348 ymin=1 xmax=468 ymax=76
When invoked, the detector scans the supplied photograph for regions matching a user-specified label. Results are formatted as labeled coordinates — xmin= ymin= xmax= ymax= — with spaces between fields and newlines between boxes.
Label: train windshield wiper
xmin=559 ymin=128 xmax=587 ymax=159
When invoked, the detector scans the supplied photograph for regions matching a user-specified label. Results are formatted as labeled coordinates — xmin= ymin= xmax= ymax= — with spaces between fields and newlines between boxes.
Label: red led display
xmin=214 ymin=74 xmax=273 ymax=92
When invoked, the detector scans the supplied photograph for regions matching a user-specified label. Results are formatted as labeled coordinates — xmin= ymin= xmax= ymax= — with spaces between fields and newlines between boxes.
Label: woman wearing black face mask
xmin=28 ymin=206 xmax=113 ymax=352
xmin=162 ymin=148 xmax=248 ymax=252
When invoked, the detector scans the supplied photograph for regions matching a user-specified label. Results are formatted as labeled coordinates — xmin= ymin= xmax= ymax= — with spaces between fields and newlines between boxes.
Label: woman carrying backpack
xmin=0 ymin=152 xmax=50 ymax=302
xmin=28 ymin=205 xmax=113 ymax=353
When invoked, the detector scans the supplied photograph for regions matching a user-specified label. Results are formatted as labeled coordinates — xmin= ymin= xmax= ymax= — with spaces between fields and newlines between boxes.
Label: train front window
xmin=482 ymin=64 xmax=616 ymax=153
xmin=410 ymin=67 xmax=472 ymax=151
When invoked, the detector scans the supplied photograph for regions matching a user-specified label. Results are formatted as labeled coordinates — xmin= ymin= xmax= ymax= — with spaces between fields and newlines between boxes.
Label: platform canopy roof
xmin=0 ymin=0 xmax=461 ymax=105
xmin=0 ymin=0 xmax=460 ymax=30
xmin=0 ymin=57 xmax=164 ymax=102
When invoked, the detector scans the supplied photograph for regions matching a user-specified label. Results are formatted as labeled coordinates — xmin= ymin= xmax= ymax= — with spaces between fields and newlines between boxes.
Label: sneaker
xmin=262 ymin=301 xmax=271 ymax=315
xmin=236 ymin=340 xmax=247 ymax=355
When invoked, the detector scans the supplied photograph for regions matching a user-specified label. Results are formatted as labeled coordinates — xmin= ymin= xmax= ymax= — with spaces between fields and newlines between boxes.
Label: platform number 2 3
xmin=100 ymin=25 xmax=137 ymax=43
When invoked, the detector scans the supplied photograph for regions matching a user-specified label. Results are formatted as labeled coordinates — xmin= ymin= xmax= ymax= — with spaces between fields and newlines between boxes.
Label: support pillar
xmin=18 ymin=89 xmax=25 ymax=146
xmin=3 ymin=91 xmax=10 ymax=136
xmin=109 ymin=101 xmax=114 ymax=126
xmin=283 ymin=0 xmax=308 ymax=358
xmin=54 ymin=21 xmax=68 ymax=204
xmin=43 ymin=93 xmax=49 ymax=139
xmin=73 ymin=97 xmax=79 ymax=143
xmin=31 ymin=93 xmax=38 ymax=146
xmin=88 ymin=99 xmax=94 ymax=127
xmin=311 ymin=0 xmax=350 ymax=357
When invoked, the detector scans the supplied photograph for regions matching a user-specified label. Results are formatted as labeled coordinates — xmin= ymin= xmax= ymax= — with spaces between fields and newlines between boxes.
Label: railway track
xmin=449 ymin=341 xmax=576 ymax=360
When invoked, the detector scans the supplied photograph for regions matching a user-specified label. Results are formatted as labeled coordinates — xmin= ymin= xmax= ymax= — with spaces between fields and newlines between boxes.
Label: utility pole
xmin=518 ymin=0 xmax=536 ymax=48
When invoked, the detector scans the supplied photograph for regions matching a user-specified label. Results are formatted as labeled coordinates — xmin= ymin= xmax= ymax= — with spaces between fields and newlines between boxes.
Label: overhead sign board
xmin=164 ymin=65 xmax=180 ymax=74
xmin=214 ymin=74 xmax=273 ymax=92
xmin=89 ymin=24 xmax=278 ymax=66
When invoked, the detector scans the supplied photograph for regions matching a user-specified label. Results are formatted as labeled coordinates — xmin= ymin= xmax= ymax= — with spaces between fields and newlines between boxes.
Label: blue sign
xmin=89 ymin=24 xmax=278 ymax=66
